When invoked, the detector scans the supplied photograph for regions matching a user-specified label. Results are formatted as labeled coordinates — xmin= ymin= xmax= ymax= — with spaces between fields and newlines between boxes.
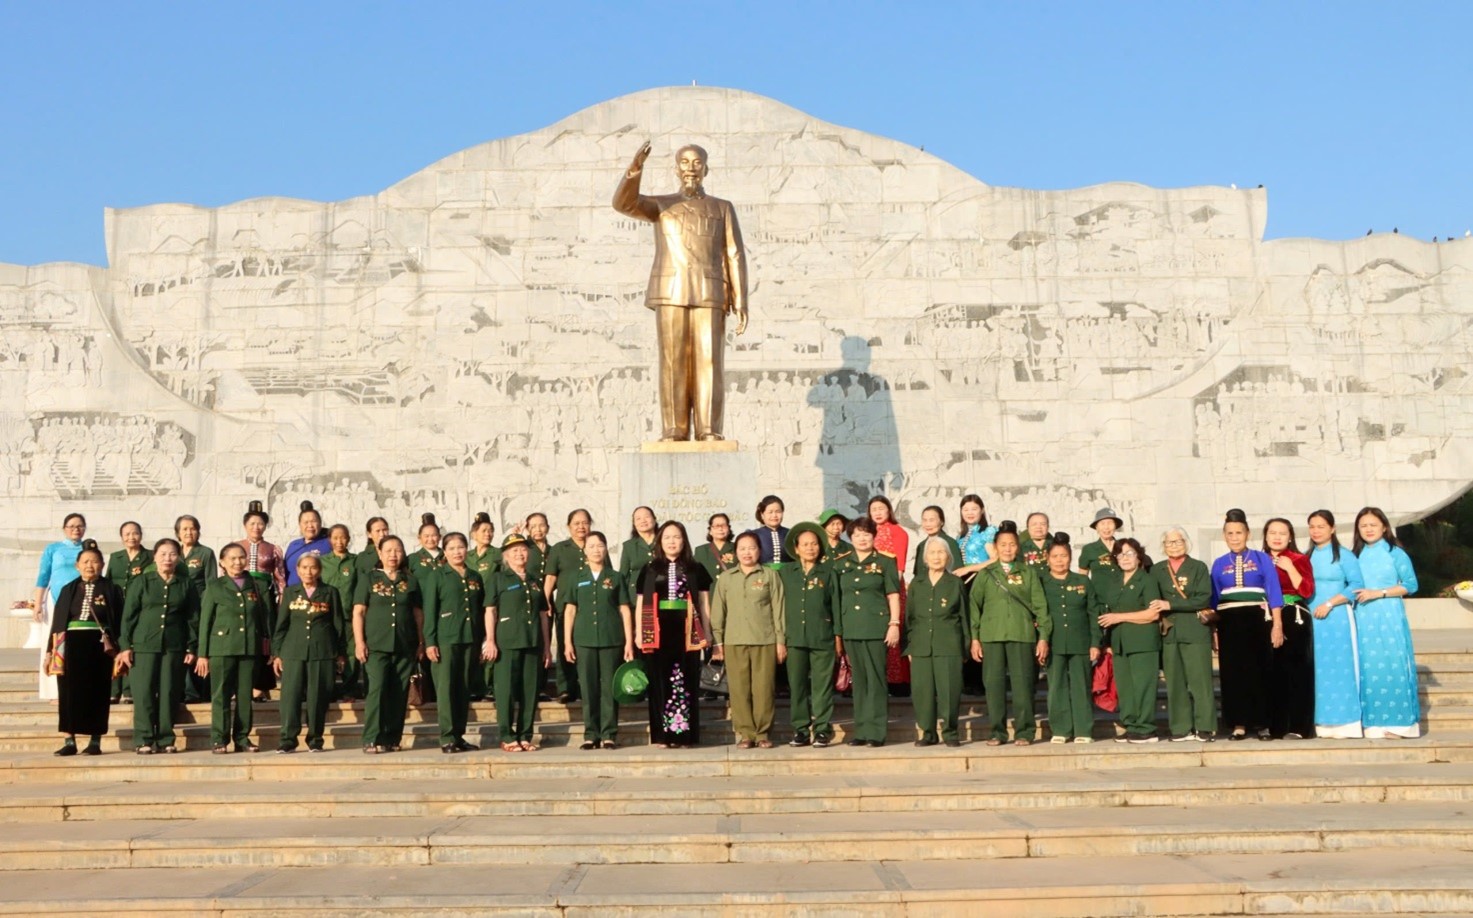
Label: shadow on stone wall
xmin=808 ymin=336 xmax=903 ymax=517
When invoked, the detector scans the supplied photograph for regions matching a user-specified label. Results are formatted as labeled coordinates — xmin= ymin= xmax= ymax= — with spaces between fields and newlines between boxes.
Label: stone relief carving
xmin=2 ymin=86 xmax=1470 ymax=607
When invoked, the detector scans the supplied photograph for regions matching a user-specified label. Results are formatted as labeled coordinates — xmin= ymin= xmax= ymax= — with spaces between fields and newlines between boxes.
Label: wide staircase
xmin=0 ymin=634 xmax=1470 ymax=915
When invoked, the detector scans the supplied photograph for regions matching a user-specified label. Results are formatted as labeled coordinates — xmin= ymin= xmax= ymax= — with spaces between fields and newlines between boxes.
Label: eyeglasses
xmin=1117 ymin=550 xmax=1138 ymax=558
xmin=1163 ymin=539 xmax=1185 ymax=546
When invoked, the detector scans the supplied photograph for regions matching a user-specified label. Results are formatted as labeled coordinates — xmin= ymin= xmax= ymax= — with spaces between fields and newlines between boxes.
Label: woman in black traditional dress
xmin=52 ymin=540 xmax=124 ymax=757
xmin=633 ymin=521 xmax=714 ymax=748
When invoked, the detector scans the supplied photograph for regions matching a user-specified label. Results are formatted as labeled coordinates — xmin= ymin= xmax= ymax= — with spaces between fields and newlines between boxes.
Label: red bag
xmin=834 ymin=655 xmax=852 ymax=693
xmin=1091 ymin=650 xmax=1118 ymax=712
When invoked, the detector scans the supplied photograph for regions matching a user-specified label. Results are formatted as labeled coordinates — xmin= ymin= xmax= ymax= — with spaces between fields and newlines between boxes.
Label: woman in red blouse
xmin=229 ymin=500 xmax=284 ymax=701
xmin=868 ymin=496 xmax=911 ymax=694
xmin=1263 ymin=517 xmax=1316 ymax=739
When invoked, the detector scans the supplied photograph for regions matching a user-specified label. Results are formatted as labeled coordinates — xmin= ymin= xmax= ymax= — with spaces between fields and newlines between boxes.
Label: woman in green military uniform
xmin=421 ymin=532 xmax=485 ymax=753
xmin=1095 ymin=538 xmax=1169 ymax=743
xmin=1039 ymin=533 xmax=1102 ymax=744
xmin=195 ymin=543 xmax=271 ymax=753
xmin=968 ymin=521 xmax=1051 ymax=746
xmin=819 ymin=510 xmax=854 ymax=564
xmin=106 ymin=520 xmax=152 ymax=704
xmin=778 ymin=521 xmax=841 ymax=748
xmin=354 ymin=516 xmax=390 ymax=577
xmin=320 ymin=524 xmax=361 ymax=699
xmin=484 ymin=533 xmax=551 ymax=752
xmin=906 ymin=536 xmax=971 ymax=747
xmin=543 ymin=509 xmax=593 ymax=703
xmin=272 ymin=554 xmax=346 ymax=753
xmin=117 ymin=538 xmax=199 ymax=754
xmin=520 ymin=512 xmax=552 ymax=591
xmin=406 ymin=513 xmax=444 ymax=586
xmin=911 ymin=506 xmax=961 ymax=578
xmin=617 ymin=506 xmax=658 ymax=593
xmin=352 ymin=535 xmax=423 ymax=754
xmin=1019 ymin=513 xmax=1054 ymax=572
xmin=711 ymin=532 xmax=787 ymax=748
xmin=174 ymin=515 xmax=216 ymax=704
xmin=469 ymin=513 xmax=502 ymax=577
xmin=1151 ymin=527 xmax=1217 ymax=741
xmin=694 ymin=513 xmax=738 ymax=581
xmin=561 ymin=531 xmax=633 ymax=749
xmin=1078 ymin=508 xmax=1123 ymax=576
xmin=834 ymin=518 xmax=900 ymax=747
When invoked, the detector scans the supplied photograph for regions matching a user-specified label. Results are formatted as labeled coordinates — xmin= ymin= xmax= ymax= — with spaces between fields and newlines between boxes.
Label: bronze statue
xmin=614 ymin=142 xmax=748 ymax=441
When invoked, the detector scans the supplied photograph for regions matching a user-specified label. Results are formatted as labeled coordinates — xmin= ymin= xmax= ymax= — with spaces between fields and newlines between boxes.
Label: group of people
xmin=29 ymin=493 xmax=1423 ymax=756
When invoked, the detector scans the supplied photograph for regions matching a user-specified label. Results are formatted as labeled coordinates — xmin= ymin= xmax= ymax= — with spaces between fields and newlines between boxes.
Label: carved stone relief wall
xmin=3 ymin=86 xmax=1470 ymax=612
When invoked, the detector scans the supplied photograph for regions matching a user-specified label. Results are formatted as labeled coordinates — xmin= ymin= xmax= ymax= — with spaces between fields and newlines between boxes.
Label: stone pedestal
xmin=621 ymin=441 xmax=754 ymax=531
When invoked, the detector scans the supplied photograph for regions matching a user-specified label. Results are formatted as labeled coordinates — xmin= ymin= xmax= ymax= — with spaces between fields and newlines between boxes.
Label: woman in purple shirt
xmin=1208 ymin=509 xmax=1284 ymax=741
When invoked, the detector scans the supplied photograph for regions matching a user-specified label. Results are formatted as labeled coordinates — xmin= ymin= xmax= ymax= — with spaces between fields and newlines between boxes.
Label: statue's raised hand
xmin=629 ymin=141 xmax=652 ymax=174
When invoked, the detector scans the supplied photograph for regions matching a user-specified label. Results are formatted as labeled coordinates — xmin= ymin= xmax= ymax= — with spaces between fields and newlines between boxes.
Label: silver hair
xmin=923 ymin=535 xmax=958 ymax=567
xmin=1161 ymin=526 xmax=1192 ymax=553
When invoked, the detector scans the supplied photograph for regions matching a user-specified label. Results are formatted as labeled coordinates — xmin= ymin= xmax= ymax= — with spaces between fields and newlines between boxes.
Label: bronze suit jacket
xmin=613 ymin=173 xmax=748 ymax=313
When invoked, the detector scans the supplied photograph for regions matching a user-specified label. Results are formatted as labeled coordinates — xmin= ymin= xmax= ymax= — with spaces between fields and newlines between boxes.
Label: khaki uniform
xmin=711 ymin=566 xmax=786 ymax=742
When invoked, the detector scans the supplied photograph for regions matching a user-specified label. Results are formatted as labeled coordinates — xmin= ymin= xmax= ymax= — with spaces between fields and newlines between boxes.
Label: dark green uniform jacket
xmin=1094 ymin=567 xmax=1166 ymax=654
xmin=1151 ymin=556 xmax=1214 ymax=645
xmin=180 ymin=544 xmax=218 ymax=593
xmin=561 ymin=565 xmax=629 ymax=647
xmin=694 ymin=541 xmax=738 ymax=581
xmin=777 ymin=560 xmax=839 ymax=649
xmin=273 ymin=584 xmax=346 ymax=661
xmin=489 ymin=568 xmax=546 ymax=650
xmin=904 ymin=571 xmax=970 ymax=657
xmin=107 ymin=547 xmax=154 ymax=593
xmin=197 ymin=576 xmax=271 ymax=658
xmin=969 ymin=562 xmax=1051 ymax=644
xmin=834 ymin=552 xmax=901 ymax=641
xmin=422 ymin=565 xmax=486 ymax=648
xmin=1040 ymin=570 xmax=1103 ymax=655
xmin=911 ymin=533 xmax=963 ymax=577
xmin=319 ymin=553 xmax=358 ymax=618
xmin=352 ymin=570 xmax=422 ymax=655
xmin=120 ymin=571 xmax=199 ymax=654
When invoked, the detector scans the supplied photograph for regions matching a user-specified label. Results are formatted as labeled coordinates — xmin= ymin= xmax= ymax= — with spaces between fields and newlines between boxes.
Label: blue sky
xmin=2 ymin=2 xmax=1469 ymax=266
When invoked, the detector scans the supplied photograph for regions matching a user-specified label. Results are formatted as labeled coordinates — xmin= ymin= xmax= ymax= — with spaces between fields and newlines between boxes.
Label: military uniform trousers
xmin=574 ymin=644 xmax=622 ymax=742
xmin=726 ymin=644 xmax=777 ymax=742
xmin=1047 ymin=652 xmax=1095 ymax=741
xmin=131 ymin=650 xmax=183 ymax=748
xmin=208 ymin=654 xmax=256 ymax=748
xmin=279 ymin=659 xmax=335 ymax=749
xmin=430 ymin=643 xmax=475 ymax=746
xmin=846 ymin=639 xmax=889 ymax=743
xmin=1113 ymin=650 xmax=1162 ymax=737
xmin=548 ymin=609 xmax=580 ymax=699
xmin=339 ymin=632 xmax=366 ymax=699
xmin=982 ymin=641 xmax=1037 ymax=741
xmin=1164 ymin=640 xmax=1217 ymax=737
xmin=363 ymin=651 xmax=414 ymax=748
xmin=910 ymin=654 xmax=963 ymax=743
xmin=786 ymin=645 xmax=836 ymax=739
xmin=494 ymin=648 xmax=540 ymax=743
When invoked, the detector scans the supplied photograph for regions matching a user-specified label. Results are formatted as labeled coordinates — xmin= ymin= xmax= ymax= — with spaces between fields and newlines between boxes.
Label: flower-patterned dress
xmin=636 ymin=559 xmax=713 ymax=745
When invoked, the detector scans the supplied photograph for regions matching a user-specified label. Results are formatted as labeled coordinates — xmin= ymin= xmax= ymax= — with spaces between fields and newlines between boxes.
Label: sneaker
xmin=1195 ymin=733 xmax=1214 ymax=743
xmin=1128 ymin=735 xmax=1160 ymax=744
xmin=1114 ymin=736 xmax=1130 ymax=743
xmin=789 ymin=733 xmax=811 ymax=748
xmin=812 ymin=733 xmax=832 ymax=748
xmin=1073 ymin=737 xmax=1094 ymax=744
xmin=1050 ymin=736 xmax=1069 ymax=744
xmin=1170 ymin=734 xmax=1196 ymax=742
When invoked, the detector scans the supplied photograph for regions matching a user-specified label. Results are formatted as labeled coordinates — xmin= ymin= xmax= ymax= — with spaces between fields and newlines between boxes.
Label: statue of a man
xmin=613 ymin=142 xmax=748 ymax=441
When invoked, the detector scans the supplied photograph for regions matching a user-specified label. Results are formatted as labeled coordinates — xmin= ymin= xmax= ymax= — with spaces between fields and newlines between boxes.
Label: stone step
xmin=0 ymin=848 xmax=1467 ymax=914
xmin=0 ymin=801 xmax=1467 ymax=870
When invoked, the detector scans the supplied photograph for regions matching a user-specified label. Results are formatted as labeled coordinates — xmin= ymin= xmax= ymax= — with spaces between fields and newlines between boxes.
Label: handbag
xmin=44 ymin=632 xmax=65 ymax=677
xmin=699 ymin=660 xmax=727 ymax=695
xmin=834 ymin=655 xmax=852 ymax=693
xmin=1091 ymin=650 xmax=1118 ymax=712
xmin=407 ymin=672 xmax=426 ymax=707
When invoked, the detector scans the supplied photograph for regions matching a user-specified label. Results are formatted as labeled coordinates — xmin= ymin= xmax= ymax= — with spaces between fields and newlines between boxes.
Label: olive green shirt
xmin=694 ymin=541 xmax=738 ymax=581
xmin=543 ymin=538 xmax=588 ymax=606
xmin=911 ymin=533 xmax=962 ymax=577
xmin=197 ymin=576 xmax=270 ymax=658
xmin=1018 ymin=534 xmax=1054 ymax=572
xmin=120 ymin=571 xmax=199 ymax=654
xmin=560 ymin=565 xmax=629 ymax=648
xmin=468 ymin=545 xmax=502 ymax=579
xmin=904 ymin=570 xmax=970 ymax=657
xmin=834 ymin=551 xmax=901 ymax=641
xmin=1040 ymin=570 xmax=1103 ymax=655
xmin=422 ymin=565 xmax=487 ymax=648
xmin=319 ymin=553 xmax=358 ymax=620
xmin=273 ymin=583 xmax=346 ymax=662
xmin=826 ymin=539 xmax=855 ymax=564
xmin=354 ymin=544 xmax=381 ymax=576
xmin=179 ymin=544 xmax=218 ymax=593
xmin=1094 ymin=566 xmax=1165 ymax=654
xmin=352 ymin=570 xmax=422 ymax=655
xmin=1151 ymin=556 xmax=1214 ymax=645
xmin=969 ymin=562 xmax=1051 ymax=644
xmin=711 ymin=566 xmax=786 ymax=646
xmin=524 ymin=541 xmax=551 ymax=590
xmin=106 ymin=547 xmax=154 ymax=593
xmin=405 ymin=548 xmax=444 ymax=590
xmin=777 ymin=560 xmax=839 ymax=649
xmin=1077 ymin=538 xmax=1117 ymax=575
xmin=617 ymin=535 xmax=656 ymax=600
xmin=489 ymin=567 xmax=547 ymax=650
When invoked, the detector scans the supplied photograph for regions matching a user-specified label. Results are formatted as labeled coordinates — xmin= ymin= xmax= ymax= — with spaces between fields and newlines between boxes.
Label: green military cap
xmin=784 ymin=521 xmax=829 ymax=561
xmin=817 ymin=509 xmax=848 ymax=527
xmin=612 ymin=659 xmax=649 ymax=705
xmin=501 ymin=532 xmax=529 ymax=550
